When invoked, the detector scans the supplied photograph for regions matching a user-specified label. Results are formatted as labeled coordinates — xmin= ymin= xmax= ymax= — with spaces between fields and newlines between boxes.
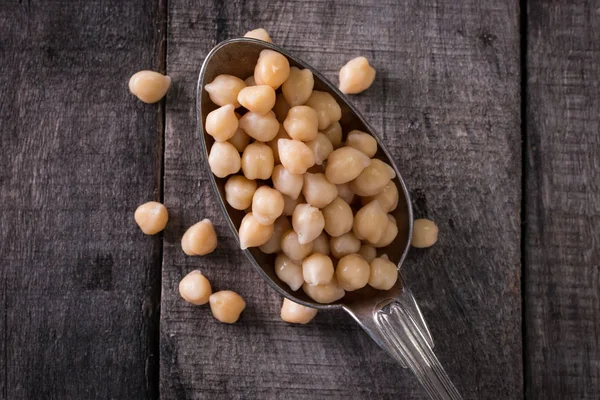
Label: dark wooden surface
xmin=525 ymin=1 xmax=600 ymax=399
xmin=0 ymin=0 xmax=598 ymax=399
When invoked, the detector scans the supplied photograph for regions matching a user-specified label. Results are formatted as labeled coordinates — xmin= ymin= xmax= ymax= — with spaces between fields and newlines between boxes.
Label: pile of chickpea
xmin=130 ymin=28 xmax=438 ymax=326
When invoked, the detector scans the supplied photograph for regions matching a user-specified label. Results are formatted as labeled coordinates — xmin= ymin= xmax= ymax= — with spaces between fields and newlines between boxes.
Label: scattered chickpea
xmin=325 ymin=146 xmax=371 ymax=184
xmin=278 ymin=139 xmax=315 ymax=175
xmin=237 ymin=85 xmax=276 ymax=115
xmin=322 ymin=197 xmax=353 ymax=237
xmin=305 ymin=91 xmax=342 ymax=130
xmin=274 ymin=254 xmax=304 ymax=291
xmin=302 ymin=253 xmax=334 ymax=285
xmin=252 ymin=186 xmax=285 ymax=225
xmin=179 ymin=270 xmax=212 ymax=305
xmin=361 ymin=181 xmax=399 ymax=212
xmin=204 ymin=74 xmax=246 ymax=107
xmin=129 ymin=70 xmax=171 ymax=104
xmin=346 ymin=130 xmax=378 ymax=158
xmin=281 ymin=229 xmax=314 ymax=261
xmin=205 ymin=104 xmax=239 ymax=142
xmin=368 ymin=257 xmax=398 ymax=290
xmin=374 ymin=214 xmax=398 ymax=248
xmin=330 ymin=232 xmax=361 ymax=259
xmin=411 ymin=219 xmax=439 ymax=248
xmin=336 ymin=254 xmax=370 ymax=291
xmin=228 ymin=127 xmax=251 ymax=153
xmin=208 ymin=141 xmax=241 ymax=178
xmin=321 ymin=121 xmax=343 ymax=149
xmin=351 ymin=159 xmax=396 ymax=197
xmin=209 ymin=290 xmax=246 ymax=324
xmin=338 ymin=56 xmax=376 ymax=94
xmin=272 ymin=165 xmax=304 ymax=200
xmin=134 ymin=201 xmax=168 ymax=235
xmin=239 ymin=111 xmax=280 ymax=142
xmin=273 ymin=93 xmax=291 ymax=122
xmin=281 ymin=67 xmax=314 ymax=106
xmin=358 ymin=244 xmax=377 ymax=262
xmin=224 ymin=175 xmax=257 ymax=210
xmin=280 ymin=298 xmax=318 ymax=324
xmin=283 ymin=106 xmax=319 ymax=141
xmin=353 ymin=200 xmax=388 ymax=243
xmin=302 ymin=278 xmax=345 ymax=304
xmin=254 ymin=49 xmax=290 ymax=89
xmin=292 ymin=203 xmax=325 ymax=245
xmin=244 ymin=75 xmax=256 ymax=86
xmin=259 ymin=216 xmax=291 ymax=254
xmin=282 ymin=194 xmax=305 ymax=216
xmin=302 ymin=173 xmax=338 ymax=209
xmin=306 ymin=133 xmax=334 ymax=165
xmin=181 ymin=219 xmax=218 ymax=256
xmin=241 ymin=142 xmax=274 ymax=180
xmin=311 ymin=232 xmax=331 ymax=256
xmin=238 ymin=212 xmax=275 ymax=250
xmin=244 ymin=28 xmax=272 ymax=43
xmin=336 ymin=182 xmax=355 ymax=205
xmin=268 ymin=126 xmax=291 ymax=164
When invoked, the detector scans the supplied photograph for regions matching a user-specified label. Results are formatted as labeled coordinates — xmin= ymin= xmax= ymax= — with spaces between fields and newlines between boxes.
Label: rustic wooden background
xmin=0 ymin=0 xmax=598 ymax=399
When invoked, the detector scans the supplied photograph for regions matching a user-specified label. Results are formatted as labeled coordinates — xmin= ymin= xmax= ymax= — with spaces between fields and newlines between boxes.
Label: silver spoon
xmin=197 ymin=38 xmax=462 ymax=400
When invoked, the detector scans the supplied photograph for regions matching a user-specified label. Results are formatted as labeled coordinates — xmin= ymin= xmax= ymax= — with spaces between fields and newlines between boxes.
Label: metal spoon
xmin=197 ymin=38 xmax=462 ymax=400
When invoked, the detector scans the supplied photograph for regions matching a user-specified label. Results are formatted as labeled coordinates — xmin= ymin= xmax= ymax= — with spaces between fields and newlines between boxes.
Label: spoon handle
xmin=344 ymin=286 xmax=462 ymax=400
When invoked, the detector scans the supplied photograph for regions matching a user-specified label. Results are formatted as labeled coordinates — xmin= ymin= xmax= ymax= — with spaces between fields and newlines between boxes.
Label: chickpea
xmin=280 ymin=298 xmax=318 ymax=324
xmin=244 ymin=28 xmax=272 ymax=43
xmin=205 ymin=104 xmax=239 ymax=142
xmin=259 ymin=216 xmax=291 ymax=254
xmin=281 ymin=67 xmax=314 ymax=106
xmin=204 ymin=74 xmax=246 ymax=107
xmin=254 ymin=49 xmax=290 ymax=89
xmin=273 ymin=93 xmax=291 ymax=122
xmin=368 ymin=257 xmax=398 ymax=290
xmin=321 ymin=121 xmax=342 ymax=149
xmin=353 ymin=200 xmax=388 ymax=243
xmin=129 ymin=70 xmax=171 ymax=104
xmin=338 ymin=56 xmax=376 ymax=94
xmin=244 ymin=75 xmax=256 ymax=86
xmin=346 ymin=130 xmax=377 ymax=157
xmin=374 ymin=214 xmax=398 ymax=247
xmin=238 ymin=212 xmax=275 ymax=250
xmin=292 ymin=203 xmax=325 ymax=245
xmin=272 ymin=165 xmax=303 ymax=200
xmin=267 ymin=126 xmax=290 ymax=164
xmin=278 ymin=139 xmax=315 ymax=174
xmin=411 ymin=219 xmax=439 ymax=248
xmin=228 ymin=127 xmax=251 ymax=153
xmin=302 ymin=253 xmax=334 ymax=285
xmin=281 ymin=229 xmax=314 ymax=261
xmin=179 ymin=270 xmax=212 ymax=305
xmin=336 ymin=183 xmax=355 ymax=205
xmin=311 ymin=232 xmax=330 ymax=256
xmin=306 ymin=133 xmax=333 ymax=165
xmin=282 ymin=194 xmax=304 ymax=216
xmin=252 ymin=186 xmax=284 ymax=225
xmin=239 ymin=111 xmax=280 ymax=142
xmin=351 ymin=159 xmax=396 ymax=197
xmin=301 ymin=173 xmax=338 ymax=209
xmin=208 ymin=141 xmax=241 ymax=178
xmin=322 ymin=197 xmax=353 ymax=237
xmin=330 ymin=232 xmax=361 ymax=259
xmin=274 ymin=254 xmax=304 ymax=291
xmin=134 ymin=201 xmax=168 ymax=234
xmin=302 ymin=278 xmax=345 ymax=304
xmin=181 ymin=219 xmax=218 ymax=256
xmin=325 ymin=146 xmax=371 ymax=184
xmin=209 ymin=290 xmax=246 ymax=323
xmin=305 ymin=91 xmax=342 ymax=130
xmin=336 ymin=254 xmax=370 ymax=291
xmin=237 ymin=85 xmax=276 ymax=115
xmin=361 ymin=181 xmax=399 ymax=212
xmin=358 ymin=244 xmax=377 ymax=262
xmin=241 ymin=142 xmax=274 ymax=180
xmin=224 ymin=175 xmax=257 ymax=210
xmin=283 ymin=106 xmax=319 ymax=141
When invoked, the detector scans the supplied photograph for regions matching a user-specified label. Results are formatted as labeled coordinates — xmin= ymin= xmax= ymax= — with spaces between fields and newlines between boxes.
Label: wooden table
xmin=1 ymin=1 xmax=598 ymax=399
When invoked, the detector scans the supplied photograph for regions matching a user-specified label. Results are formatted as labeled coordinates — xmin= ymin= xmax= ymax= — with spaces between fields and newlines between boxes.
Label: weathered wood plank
xmin=0 ymin=1 xmax=163 ymax=398
xmin=525 ymin=1 xmax=600 ymax=399
xmin=161 ymin=1 xmax=522 ymax=399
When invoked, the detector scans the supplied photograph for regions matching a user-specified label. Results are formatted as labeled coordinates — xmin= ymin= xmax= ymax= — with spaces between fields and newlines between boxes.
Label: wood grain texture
xmin=160 ymin=1 xmax=522 ymax=399
xmin=525 ymin=1 xmax=600 ymax=398
xmin=0 ymin=1 xmax=163 ymax=398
